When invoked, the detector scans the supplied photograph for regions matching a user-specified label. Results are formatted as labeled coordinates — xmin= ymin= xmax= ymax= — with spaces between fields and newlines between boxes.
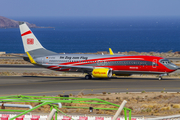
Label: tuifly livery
xmin=19 ymin=22 xmax=178 ymax=80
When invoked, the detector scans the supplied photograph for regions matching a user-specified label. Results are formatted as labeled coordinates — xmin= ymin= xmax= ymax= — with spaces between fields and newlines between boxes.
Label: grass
xmin=142 ymin=91 xmax=146 ymax=93
xmin=172 ymin=104 xmax=180 ymax=108
xmin=4 ymin=92 xmax=180 ymax=117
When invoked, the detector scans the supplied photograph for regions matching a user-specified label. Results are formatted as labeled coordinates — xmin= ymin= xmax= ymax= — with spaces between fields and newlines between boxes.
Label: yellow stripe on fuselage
xmin=26 ymin=52 xmax=37 ymax=64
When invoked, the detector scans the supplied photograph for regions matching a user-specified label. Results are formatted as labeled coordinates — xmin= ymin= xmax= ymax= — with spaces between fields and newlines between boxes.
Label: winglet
xmin=109 ymin=48 xmax=114 ymax=55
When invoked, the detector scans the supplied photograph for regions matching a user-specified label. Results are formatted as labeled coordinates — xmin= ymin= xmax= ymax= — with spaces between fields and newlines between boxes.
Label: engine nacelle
xmin=92 ymin=68 xmax=112 ymax=78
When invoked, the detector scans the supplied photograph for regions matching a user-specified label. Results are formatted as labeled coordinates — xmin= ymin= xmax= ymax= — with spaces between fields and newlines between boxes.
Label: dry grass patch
xmin=5 ymin=92 xmax=180 ymax=117
xmin=172 ymin=104 xmax=180 ymax=108
xmin=0 ymin=59 xmax=30 ymax=64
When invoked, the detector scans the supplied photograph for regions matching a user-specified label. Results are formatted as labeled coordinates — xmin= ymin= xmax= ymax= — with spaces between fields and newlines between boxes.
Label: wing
xmin=58 ymin=65 xmax=93 ymax=69
xmin=42 ymin=64 xmax=107 ymax=72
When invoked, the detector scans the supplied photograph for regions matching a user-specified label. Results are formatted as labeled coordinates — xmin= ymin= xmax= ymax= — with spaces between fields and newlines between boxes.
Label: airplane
xmin=19 ymin=22 xmax=179 ymax=80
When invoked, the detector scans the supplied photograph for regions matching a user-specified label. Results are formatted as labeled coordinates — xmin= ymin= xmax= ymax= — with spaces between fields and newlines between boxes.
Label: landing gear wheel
xmin=159 ymin=76 xmax=162 ymax=80
xmin=85 ymin=75 xmax=92 ymax=79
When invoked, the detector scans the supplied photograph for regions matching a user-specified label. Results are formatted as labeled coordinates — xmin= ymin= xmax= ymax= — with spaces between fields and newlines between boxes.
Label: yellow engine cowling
xmin=92 ymin=68 xmax=112 ymax=78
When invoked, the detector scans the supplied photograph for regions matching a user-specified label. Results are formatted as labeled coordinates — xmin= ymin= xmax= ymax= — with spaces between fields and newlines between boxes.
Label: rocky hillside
xmin=0 ymin=16 xmax=38 ymax=28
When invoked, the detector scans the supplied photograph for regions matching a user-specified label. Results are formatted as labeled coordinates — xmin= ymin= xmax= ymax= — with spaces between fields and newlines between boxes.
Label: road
xmin=0 ymin=76 xmax=180 ymax=96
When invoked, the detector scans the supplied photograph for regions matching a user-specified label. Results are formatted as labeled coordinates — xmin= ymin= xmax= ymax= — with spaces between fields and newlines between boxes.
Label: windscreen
xmin=159 ymin=59 xmax=171 ymax=64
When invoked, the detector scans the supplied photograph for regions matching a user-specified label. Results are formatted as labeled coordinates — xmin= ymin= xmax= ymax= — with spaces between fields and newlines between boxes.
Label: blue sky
xmin=1 ymin=0 xmax=180 ymax=17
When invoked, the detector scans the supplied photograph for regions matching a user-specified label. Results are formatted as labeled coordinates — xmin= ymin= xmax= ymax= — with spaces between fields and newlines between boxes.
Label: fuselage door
xmin=152 ymin=59 xmax=157 ymax=68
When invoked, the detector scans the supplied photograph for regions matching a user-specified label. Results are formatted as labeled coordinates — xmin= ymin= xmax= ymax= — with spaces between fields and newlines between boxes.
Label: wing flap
xmin=58 ymin=65 xmax=94 ymax=69
xmin=42 ymin=64 xmax=109 ymax=72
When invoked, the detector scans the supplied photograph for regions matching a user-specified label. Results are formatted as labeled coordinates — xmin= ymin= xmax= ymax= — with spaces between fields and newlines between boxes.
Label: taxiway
xmin=0 ymin=76 xmax=180 ymax=96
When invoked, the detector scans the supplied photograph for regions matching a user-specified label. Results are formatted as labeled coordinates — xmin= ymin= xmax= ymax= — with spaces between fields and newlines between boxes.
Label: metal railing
xmin=0 ymin=95 xmax=131 ymax=120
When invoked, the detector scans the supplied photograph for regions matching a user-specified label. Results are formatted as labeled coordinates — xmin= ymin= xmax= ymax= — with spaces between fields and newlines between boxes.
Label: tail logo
xmin=27 ymin=38 xmax=34 ymax=45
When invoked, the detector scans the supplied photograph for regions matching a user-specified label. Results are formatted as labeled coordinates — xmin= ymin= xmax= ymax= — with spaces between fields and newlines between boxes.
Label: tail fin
xmin=19 ymin=22 xmax=44 ymax=52
xmin=19 ymin=22 xmax=57 ymax=59
xmin=109 ymin=48 xmax=114 ymax=55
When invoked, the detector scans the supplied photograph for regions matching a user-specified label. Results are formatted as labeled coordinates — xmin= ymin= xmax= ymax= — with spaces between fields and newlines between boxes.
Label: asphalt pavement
xmin=0 ymin=76 xmax=180 ymax=96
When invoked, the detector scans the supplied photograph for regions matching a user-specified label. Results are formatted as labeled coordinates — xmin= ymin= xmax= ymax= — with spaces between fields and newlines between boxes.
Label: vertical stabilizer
xmin=19 ymin=22 xmax=44 ymax=52
xmin=19 ymin=22 xmax=58 ymax=59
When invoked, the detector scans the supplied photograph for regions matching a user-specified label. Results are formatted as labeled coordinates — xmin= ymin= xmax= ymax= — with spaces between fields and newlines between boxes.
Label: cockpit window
xmin=159 ymin=59 xmax=171 ymax=64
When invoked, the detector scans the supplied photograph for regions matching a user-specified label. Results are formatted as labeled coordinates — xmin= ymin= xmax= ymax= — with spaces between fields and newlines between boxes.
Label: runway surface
xmin=0 ymin=64 xmax=40 ymax=68
xmin=0 ymin=64 xmax=51 ymax=73
xmin=0 ymin=76 xmax=180 ymax=96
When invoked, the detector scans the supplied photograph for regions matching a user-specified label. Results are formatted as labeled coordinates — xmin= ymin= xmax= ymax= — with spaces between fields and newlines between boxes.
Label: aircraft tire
xmin=159 ymin=77 xmax=162 ymax=80
xmin=85 ymin=75 xmax=92 ymax=79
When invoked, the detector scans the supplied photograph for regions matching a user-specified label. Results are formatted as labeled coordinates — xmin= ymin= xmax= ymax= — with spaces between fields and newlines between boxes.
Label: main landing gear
xmin=158 ymin=73 xmax=168 ymax=80
xmin=85 ymin=75 xmax=92 ymax=79
xmin=158 ymin=76 xmax=162 ymax=80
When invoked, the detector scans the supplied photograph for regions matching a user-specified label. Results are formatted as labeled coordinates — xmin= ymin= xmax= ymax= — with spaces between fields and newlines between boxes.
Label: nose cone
xmin=168 ymin=63 xmax=179 ymax=70
xmin=174 ymin=65 xmax=179 ymax=70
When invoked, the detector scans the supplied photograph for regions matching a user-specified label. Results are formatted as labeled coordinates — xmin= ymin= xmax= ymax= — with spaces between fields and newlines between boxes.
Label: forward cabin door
xmin=152 ymin=59 xmax=157 ymax=68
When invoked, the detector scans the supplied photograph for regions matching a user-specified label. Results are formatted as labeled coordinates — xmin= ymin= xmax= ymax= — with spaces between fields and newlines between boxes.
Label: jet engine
xmin=92 ymin=68 xmax=112 ymax=78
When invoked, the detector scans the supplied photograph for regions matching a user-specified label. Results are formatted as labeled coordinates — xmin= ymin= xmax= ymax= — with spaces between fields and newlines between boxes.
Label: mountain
xmin=0 ymin=16 xmax=39 ymax=28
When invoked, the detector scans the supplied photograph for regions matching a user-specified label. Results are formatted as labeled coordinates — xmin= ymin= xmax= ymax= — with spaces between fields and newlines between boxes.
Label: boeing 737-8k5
xmin=19 ymin=22 xmax=178 ymax=80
